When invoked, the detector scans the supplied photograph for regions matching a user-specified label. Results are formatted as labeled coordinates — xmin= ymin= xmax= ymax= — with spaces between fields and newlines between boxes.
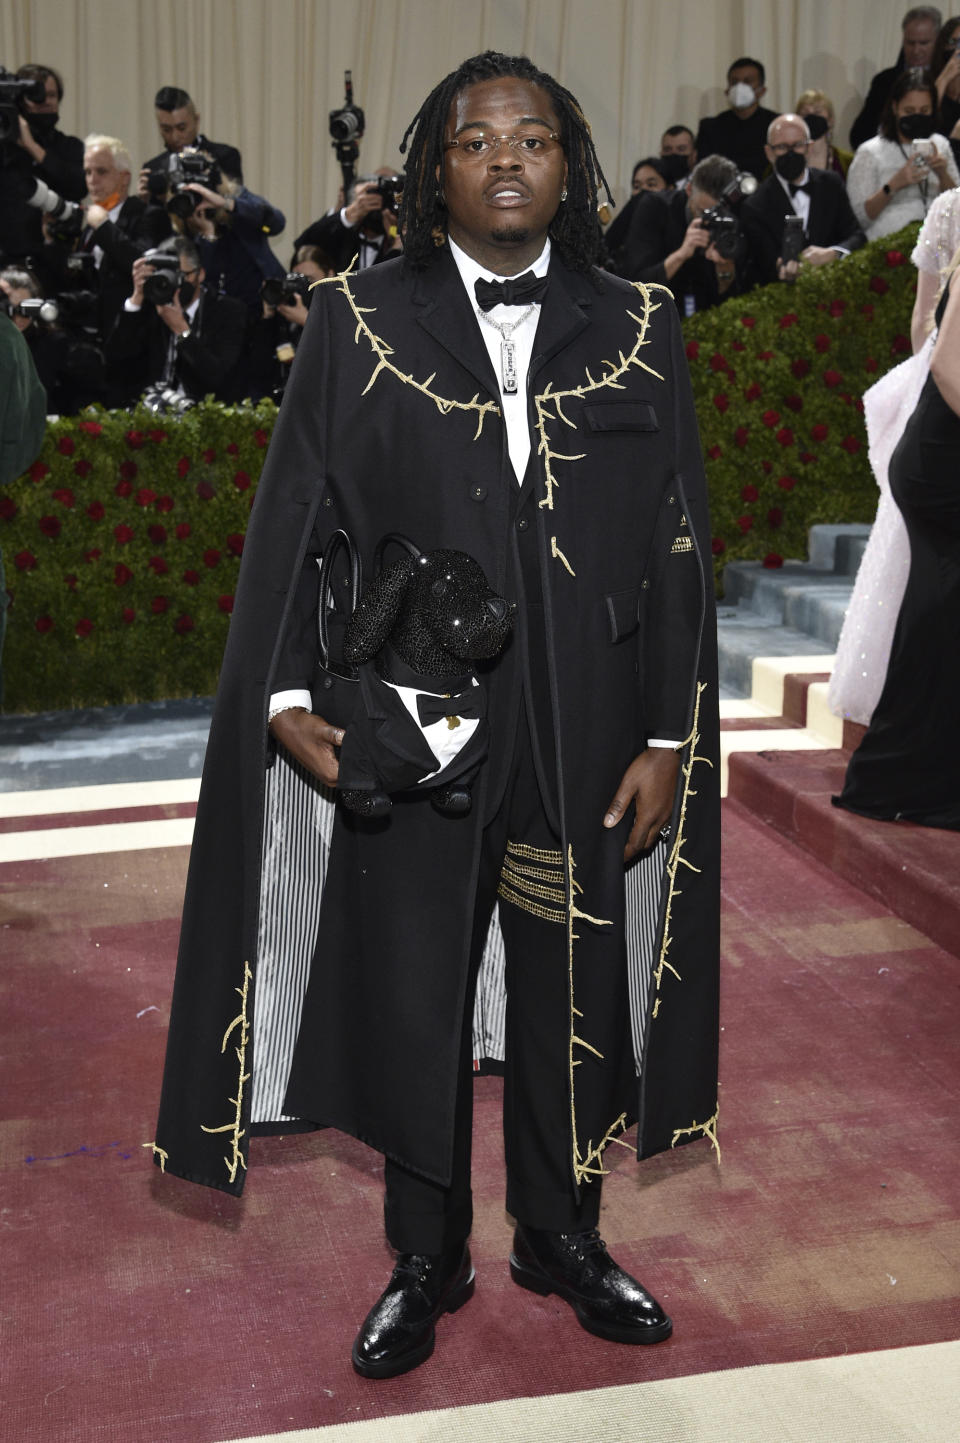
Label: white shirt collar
xmin=447 ymin=235 xmax=551 ymax=301
xmin=776 ymin=168 xmax=810 ymax=197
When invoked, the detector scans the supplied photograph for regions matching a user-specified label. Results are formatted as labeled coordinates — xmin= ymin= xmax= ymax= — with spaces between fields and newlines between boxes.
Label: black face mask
xmin=28 ymin=112 xmax=59 ymax=137
xmin=898 ymin=112 xmax=935 ymax=140
xmin=658 ymin=152 xmax=691 ymax=183
xmin=804 ymin=113 xmax=829 ymax=142
xmin=775 ymin=150 xmax=806 ymax=182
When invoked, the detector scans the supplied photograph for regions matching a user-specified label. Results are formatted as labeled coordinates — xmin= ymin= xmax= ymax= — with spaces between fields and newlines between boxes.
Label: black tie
xmin=788 ymin=182 xmax=810 ymax=198
xmin=474 ymin=272 xmax=549 ymax=312
xmin=416 ymin=687 xmax=485 ymax=728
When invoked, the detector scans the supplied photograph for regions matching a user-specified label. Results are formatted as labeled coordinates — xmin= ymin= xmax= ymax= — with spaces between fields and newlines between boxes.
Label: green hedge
xmin=0 ymin=225 xmax=920 ymax=714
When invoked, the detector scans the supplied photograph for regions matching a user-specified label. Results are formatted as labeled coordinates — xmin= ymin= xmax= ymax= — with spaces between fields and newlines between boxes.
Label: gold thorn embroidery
xmin=551 ymin=537 xmax=576 ymax=576
xmin=671 ymin=536 xmax=694 ymax=554
xmin=671 ymin=1105 xmax=721 ymax=1163
xmin=652 ymin=683 xmax=714 ymax=1012
xmin=200 ymin=960 xmax=252 ymax=1184
xmin=142 ymin=1141 xmax=168 ymax=1172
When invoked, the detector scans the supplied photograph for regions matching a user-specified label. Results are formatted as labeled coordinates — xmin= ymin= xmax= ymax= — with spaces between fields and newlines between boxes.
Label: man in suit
xmin=152 ymin=51 xmax=720 ymax=1380
xmin=849 ymin=6 xmax=941 ymax=150
xmin=695 ymin=57 xmax=778 ymax=181
xmin=292 ymin=172 xmax=404 ymax=271
xmin=140 ymin=85 xmax=243 ymax=194
xmin=107 ymin=235 xmax=246 ymax=403
xmin=742 ymin=113 xmax=865 ymax=284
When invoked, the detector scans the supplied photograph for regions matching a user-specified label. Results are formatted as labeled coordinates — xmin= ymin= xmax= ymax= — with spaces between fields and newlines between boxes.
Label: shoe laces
xmin=562 ymin=1228 xmax=607 ymax=1258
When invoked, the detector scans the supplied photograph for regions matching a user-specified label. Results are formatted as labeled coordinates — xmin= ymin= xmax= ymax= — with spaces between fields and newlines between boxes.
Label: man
xmin=619 ymin=154 xmax=754 ymax=312
xmin=0 ymin=63 xmax=85 ymax=267
xmin=293 ymin=171 xmax=403 ymax=270
xmin=140 ymin=85 xmax=243 ymax=193
xmin=107 ymin=236 xmax=246 ymax=403
xmin=660 ymin=124 xmax=698 ymax=189
xmin=695 ymin=57 xmax=778 ymax=181
xmin=849 ymin=7 xmax=942 ymax=149
xmin=742 ymin=114 xmax=865 ymax=284
xmin=153 ymin=51 xmax=720 ymax=1379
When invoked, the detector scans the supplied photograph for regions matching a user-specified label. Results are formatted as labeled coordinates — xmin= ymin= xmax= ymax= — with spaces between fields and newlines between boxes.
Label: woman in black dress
xmin=835 ymin=263 xmax=960 ymax=830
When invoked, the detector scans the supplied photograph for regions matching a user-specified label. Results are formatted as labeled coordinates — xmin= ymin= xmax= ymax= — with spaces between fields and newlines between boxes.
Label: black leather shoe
xmin=351 ymin=1243 xmax=475 ymax=1379
xmin=510 ymin=1225 xmax=672 ymax=1344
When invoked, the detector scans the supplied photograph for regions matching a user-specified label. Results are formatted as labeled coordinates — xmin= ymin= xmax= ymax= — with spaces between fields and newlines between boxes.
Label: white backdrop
xmin=1 ymin=0 xmax=912 ymax=260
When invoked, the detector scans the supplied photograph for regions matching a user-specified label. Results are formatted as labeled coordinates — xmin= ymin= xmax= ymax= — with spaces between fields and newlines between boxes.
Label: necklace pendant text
xmin=501 ymin=338 xmax=518 ymax=393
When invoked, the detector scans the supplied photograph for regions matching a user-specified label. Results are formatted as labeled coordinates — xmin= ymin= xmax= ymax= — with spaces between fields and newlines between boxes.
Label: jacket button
xmin=517 ymin=517 xmax=529 ymax=531
xmin=471 ymin=485 xmax=487 ymax=502
xmin=667 ymin=495 xmax=677 ymax=506
xmin=322 ymin=495 xmax=334 ymax=508
xmin=641 ymin=578 xmax=650 ymax=589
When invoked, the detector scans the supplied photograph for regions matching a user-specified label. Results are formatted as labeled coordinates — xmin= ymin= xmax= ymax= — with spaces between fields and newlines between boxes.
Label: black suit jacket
xmin=292 ymin=211 xmax=394 ymax=271
xmin=144 ymin=135 xmax=243 ymax=184
xmin=619 ymin=189 xmax=753 ymax=312
xmin=741 ymin=169 xmax=865 ymax=284
xmin=79 ymin=197 xmax=173 ymax=341
xmin=849 ymin=58 xmax=903 ymax=150
xmin=106 ymin=287 xmax=247 ymax=402
xmin=695 ymin=106 xmax=779 ymax=181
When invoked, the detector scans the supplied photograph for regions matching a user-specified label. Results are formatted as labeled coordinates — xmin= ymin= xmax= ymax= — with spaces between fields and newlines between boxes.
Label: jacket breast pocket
xmin=604 ymin=587 xmax=641 ymax=643
xmin=583 ymin=401 xmax=659 ymax=434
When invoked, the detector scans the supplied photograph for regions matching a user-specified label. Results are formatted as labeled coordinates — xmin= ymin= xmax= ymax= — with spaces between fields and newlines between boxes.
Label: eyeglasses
xmin=443 ymin=129 xmax=562 ymax=161
xmin=769 ymin=141 xmax=809 ymax=155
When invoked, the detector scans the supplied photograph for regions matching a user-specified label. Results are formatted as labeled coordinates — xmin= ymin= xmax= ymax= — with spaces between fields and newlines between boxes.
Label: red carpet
xmin=2 ymin=802 xmax=959 ymax=1442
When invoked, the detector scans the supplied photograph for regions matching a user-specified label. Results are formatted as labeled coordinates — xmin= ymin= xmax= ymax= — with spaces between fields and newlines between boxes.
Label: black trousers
xmin=383 ymin=707 xmax=602 ymax=1253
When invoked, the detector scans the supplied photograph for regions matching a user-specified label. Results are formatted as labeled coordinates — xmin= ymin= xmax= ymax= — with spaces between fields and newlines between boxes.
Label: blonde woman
xmin=795 ymin=89 xmax=853 ymax=177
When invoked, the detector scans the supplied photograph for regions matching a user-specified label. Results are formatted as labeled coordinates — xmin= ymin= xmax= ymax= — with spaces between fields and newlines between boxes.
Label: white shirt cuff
xmin=124 ymin=298 xmax=142 ymax=312
xmin=647 ymin=737 xmax=681 ymax=749
xmin=268 ymin=688 xmax=312 ymax=717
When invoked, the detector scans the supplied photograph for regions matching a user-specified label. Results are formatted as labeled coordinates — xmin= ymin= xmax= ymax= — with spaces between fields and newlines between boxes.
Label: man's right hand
xmin=137 ymin=166 xmax=152 ymax=200
xmin=343 ymin=182 xmax=384 ymax=228
xmin=130 ymin=256 xmax=154 ymax=306
xmin=269 ymin=708 xmax=344 ymax=786
xmin=679 ymin=216 xmax=711 ymax=261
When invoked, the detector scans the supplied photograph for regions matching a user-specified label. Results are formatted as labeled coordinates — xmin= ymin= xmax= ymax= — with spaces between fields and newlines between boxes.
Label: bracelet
xmin=882 ymin=182 xmax=892 ymax=197
xmin=267 ymin=703 xmax=309 ymax=723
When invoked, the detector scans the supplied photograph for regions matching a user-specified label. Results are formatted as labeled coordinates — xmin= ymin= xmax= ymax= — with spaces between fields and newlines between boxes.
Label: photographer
xmin=618 ymin=154 xmax=754 ymax=314
xmin=294 ymin=171 xmax=403 ymax=271
xmin=245 ymin=244 xmax=334 ymax=401
xmin=140 ymin=85 xmax=242 ymax=192
xmin=1 ymin=264 xmax=103 ymax=414
xmin=107 ymin=236 xmax=246 ymax=406
xmin=742 ymin=114 xmax=865 ymax=285
xmin=0 ymin=63 xmax=85 ymax=267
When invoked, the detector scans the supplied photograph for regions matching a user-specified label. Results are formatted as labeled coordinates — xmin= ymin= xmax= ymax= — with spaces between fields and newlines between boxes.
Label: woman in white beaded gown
xmin=828 ymin=188 xmax=960 ymax=723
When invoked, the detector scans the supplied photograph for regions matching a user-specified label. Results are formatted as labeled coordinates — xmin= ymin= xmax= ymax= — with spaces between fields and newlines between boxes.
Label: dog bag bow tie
xmin=416 ymin=687 xmax=486 ymax=728
xmin=474 ymin=272 xmax=549 ymax=311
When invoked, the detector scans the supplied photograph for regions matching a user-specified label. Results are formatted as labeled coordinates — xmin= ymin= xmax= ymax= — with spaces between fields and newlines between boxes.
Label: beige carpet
xmin=222 ymin=1340 xmax=959 ymax=1443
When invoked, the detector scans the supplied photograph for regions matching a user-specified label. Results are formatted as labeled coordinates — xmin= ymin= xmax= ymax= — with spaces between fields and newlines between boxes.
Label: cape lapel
xmin=412 ymin=246 xmax=500 ymax=397
xmin=529 ymin=257 xmax=593 ymax=383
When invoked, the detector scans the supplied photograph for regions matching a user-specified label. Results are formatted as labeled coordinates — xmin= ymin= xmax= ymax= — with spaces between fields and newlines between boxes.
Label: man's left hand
xmin=603 ymin=747 xmax=682 ymax=861
xmin=800 ymin=244 xmax=840 ymax=266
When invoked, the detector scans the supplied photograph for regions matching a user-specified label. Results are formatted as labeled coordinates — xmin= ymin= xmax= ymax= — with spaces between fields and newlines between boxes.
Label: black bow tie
xmin=788 ymin=182 xmax=810 ymax=197
xmin=474 ymin=272 xmax=549 ymax=311
xmin=416 ymin=687 xmax=485 ymax=728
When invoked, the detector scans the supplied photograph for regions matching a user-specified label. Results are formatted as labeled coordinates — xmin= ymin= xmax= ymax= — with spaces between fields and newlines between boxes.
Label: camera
xmin=260 ymin=271 xmax=313 ymax=308
xmin=141 ymin=383 xmax=196 ymax=414
xmin=780 ymin=214 xmax=806 ymax=271
xmin=699 ymin=171 xmax=756 ymax=261
xmin=329 ymin=69 xmax=365 ymax=147
xmin=25 ymin=177 xmax=85 ymax=242
xmin=1 ymin=293 xmax=59 ymax=324
xmin=164 ymin=147 xmax=222 ymax=219
xmin=141 ymin=248 xmax=182 ymax=305
xmin=0 ymin=66 xmax=45 ymax=145
xmin=373 ymin=174 xmax=403 ymax=213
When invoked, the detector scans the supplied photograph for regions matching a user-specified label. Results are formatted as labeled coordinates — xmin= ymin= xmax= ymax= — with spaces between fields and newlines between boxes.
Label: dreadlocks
xmin=397 ymin=51 xmax=612 ymax=273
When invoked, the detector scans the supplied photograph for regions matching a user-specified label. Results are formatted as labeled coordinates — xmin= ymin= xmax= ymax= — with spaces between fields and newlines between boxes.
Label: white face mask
xmin=728 ymin=82 xmax=757 ymax=109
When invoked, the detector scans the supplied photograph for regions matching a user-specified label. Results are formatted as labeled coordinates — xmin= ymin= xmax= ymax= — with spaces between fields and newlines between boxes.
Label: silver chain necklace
xmin=476 ymin=302 xmax=535 ymax=394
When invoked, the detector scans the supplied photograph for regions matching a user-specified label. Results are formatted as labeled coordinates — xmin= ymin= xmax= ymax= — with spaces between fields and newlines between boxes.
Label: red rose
xmin=767 ymin=507 xmax=783 ymax=528
xmin=814 ymin=333 xmax=831 ymax=353
xmin=791 ymin=358 xmax=810 ymax=379
xmin=75 ymin=618 xmax=93 ymax=637
xmin=176 ymin=456 xmax=191 ymax=477
xmin=64 ymin=573 xmax=78 ymax=591
xmin=864 ymin=356 xmax=879 ymax=373
xmin=779 ymin=314 xmax=798 ymax=329
xmin=734 ymin=426 xmax=749 ymax=448
xmin=52 ymin=487 xmax=75 ymax=508
xmin=741 ymin=484 xmax=759 ymax=502
xmin=203 ymin=548 xmax=221 ymax=568
xmin=757 ymin=350 xmax=774 ymax=362
xmin=823 ymin=369 xmax=843 ymax=388
xmin=114 ymin=562 xmax=133 ymax=586
xmin=776 ymin=427 xmax=794 ymax=447
xmin=86 ymin=500 xmax=105 ymax=520
xmin=125 ymin=430 xmax=145 ymax=449
xmin=174 ymin=613 xmax=195 ymax=635
xmin=840 ymin=435 xmax=862 ymax=454
xmin=707 ymin=444 xmax=723 ymax=460
xmin=860 ymin=303 xmax=875 ymax=319
xmin=226 ymin=442 xmax=239 ymax=455
xmin=196 ymin=480 xmax=215 ymax=500
xmin=73 ymin=458 xmax=92 ymax=478
xmin=736 ymin=515 xmax=754 ymax=533
xmin=14 ymin=550 xmax=37 ymax=571
xmin=799 ymin=451 xmax=816 ymax=464
xmin=778 ymin=476 xmax=797 ymax=491
xmin=233 ymin=470 xmax=251 ymax=490
xmin=784 ymin=393 xmax=803 ymax=412
xmin=151 ymin=596 xmax=169 ymax=614
xmin=226 ymin=532 xmax=245 ymax=556
xmin=762 ymin=553 xmax=784 ymax=569
xmin=744 ymin=382 xmax=762 ymax=401
xmin=0 ymin=496 xmax=17 ymax=521
xmin=148 ymin=556 xmax=169 ymax=575
xmin=29 ymin=459 xmax=50 ymax=482
xmin=731 ymin=339 xmax=745 ymax=352
xmin=761 ymin=460 xmax=772 ymax=474
xmin=175 ymin=522 xmax=191 ymax=539
xmin=868 ymin=276 xmax=889 ymax=296
xmin=115 ymin=480 xmax=133 ymax=498
xmin=713 ymin=393 xmax=730 ymax=413
xmin=119 ymin=459 xmax=138 ymax=480
xmin=885 ymin=250 xmax=905 ymax=267
xmin=218 ymin=593 xmax=235 ymax=613
xmin=761 ymin=409 xmax=780 ymax=428
xmin=148 ymin=523 xmax=168 ymax=544
xmin=149 ymin=428 xmax=167 ymax=444
xmin=85 ymin=548 xmax=101 ymax=563
xmin=202 ymin=448 xmax=216 ymax=463
xmin=77 ymin=420 xmax=102 ymax=436
xmin=122 ymin=607 xmax=136 ymax=624
xmin=114 ymin=523 xmax=134 ymax=544
xmin=183 ymin=569 xmax=200 ymax=585
xmin=710 ymin=539 xmax=726 ymax=556
xmin=136 ymin=488 xmax=157 ymax=507
xmin=57 ymin=435 xmax=75 ymax=456
xmin=890 ymin=334 xmax=910 ymax=355
xmin=254 ymin=428 xmax=268 ymax=447
xmin=828 ymin=299 xmax=846 ymax=318
xmin=39 ymin=515 xmax=61 ymax=538
xmin=709 ymin=352 xmax=729 ymax=372
xmin=811 ymin=423 xmax=829 ymax=442
xmin=35 ymin=616 xmax=54 ymax=633
xmin=685 ymin=340 xmax=700 ymax=360
xmin=740 ymin=315 xmax=756 ymax=329
xmin=855 ymin=398 xmax=865 ymax=413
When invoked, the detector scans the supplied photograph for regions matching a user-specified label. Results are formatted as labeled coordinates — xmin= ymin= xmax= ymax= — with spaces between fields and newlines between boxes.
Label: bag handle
xmin=373 ymin=532 xmax=421 ymax=574
xmin=317 ymin=528 xmax=362 ymax=673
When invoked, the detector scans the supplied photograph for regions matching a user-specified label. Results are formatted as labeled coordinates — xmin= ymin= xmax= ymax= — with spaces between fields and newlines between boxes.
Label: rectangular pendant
xmin=501 ymin=338 xmax=518 ymax=394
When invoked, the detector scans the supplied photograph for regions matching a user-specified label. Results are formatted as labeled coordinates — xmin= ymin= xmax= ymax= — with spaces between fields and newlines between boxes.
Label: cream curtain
xmin=1 ymin=0 xmax=910 ymax=262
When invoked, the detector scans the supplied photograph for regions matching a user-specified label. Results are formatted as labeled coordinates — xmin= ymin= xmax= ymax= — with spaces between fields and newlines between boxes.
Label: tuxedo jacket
xmin=742 ymin=168 xmax=865 ymax=284
xmin=144 ymin=135 xmax=243 ymax=184
xmin=292 ymin=211 xmax=394 ymax=272
xmin=620 ymin=188 xmax=754 ymax=311
xmin=80 ymin=197 xmax=173 ymax=341
xmin=107 ymin=287 xmax=247 ymax=401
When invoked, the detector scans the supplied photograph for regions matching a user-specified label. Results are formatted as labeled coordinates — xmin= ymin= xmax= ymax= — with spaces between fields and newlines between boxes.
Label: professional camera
xmin=329 ymin=69 xmax=364 ymax=191
xmin=25 ymin=177 xmax=85 ymax=242
xmin=141 ymin=382 xmax=195 ymax=415
xmin=780 ymin=214 xmax=806 ymax=272
xmin=700 ymin=171 xmax=757 ymax=261
xmin=373 ymin=173 xmax=404 ymax=212
xmin=140 ymin=248 xmax=183 ymax=305
xmin=1 ymin=293 xmax=59 ymax=324
xmin=165 ymin=147 xmax=222 ymax=219
xmin=260 ymin=271 xmax=313 ymax=308
xmin=0 ymin=66 xmax=45 ymax=145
